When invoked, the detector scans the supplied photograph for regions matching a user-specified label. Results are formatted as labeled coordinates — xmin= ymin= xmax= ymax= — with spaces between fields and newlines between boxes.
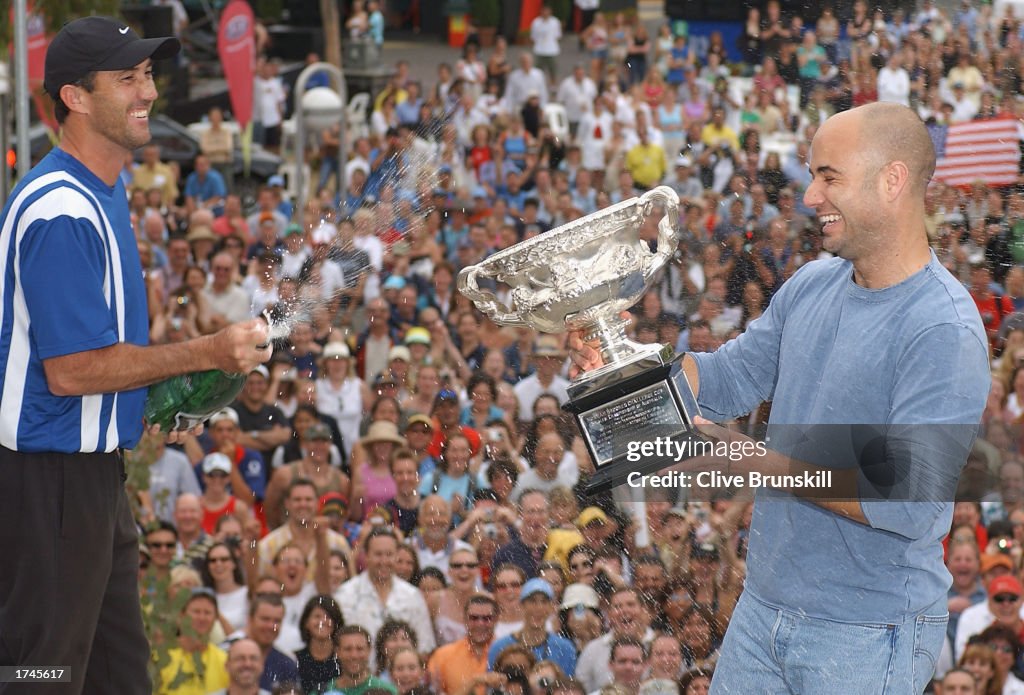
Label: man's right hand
xmin=567 ymin=329 xmax=605 ymax=379
xmin=208 ymin=320 xmax=272 ymax=374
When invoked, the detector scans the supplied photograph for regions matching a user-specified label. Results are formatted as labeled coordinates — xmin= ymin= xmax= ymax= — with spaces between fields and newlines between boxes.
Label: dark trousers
xmin=0 ymin=447 xmax=150 ymax=695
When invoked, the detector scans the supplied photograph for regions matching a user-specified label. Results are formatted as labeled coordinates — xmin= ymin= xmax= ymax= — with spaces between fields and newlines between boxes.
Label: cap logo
xmin=119 ymin=26 xmax=130 ymax=34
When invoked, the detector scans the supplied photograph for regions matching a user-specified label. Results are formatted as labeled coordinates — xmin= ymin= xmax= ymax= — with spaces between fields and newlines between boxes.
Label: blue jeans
xmin=710 ymin=592 xmax=946 ymax=694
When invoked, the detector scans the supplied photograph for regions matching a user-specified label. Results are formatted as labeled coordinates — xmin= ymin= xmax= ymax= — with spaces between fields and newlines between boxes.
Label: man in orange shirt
xmin=428 ymin=594 xmax=498 ymax=695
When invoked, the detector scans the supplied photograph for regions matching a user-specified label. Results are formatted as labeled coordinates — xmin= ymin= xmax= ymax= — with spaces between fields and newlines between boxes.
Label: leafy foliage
xmin=469 ymin=0 xmax=500 ymax=28
xmin=0 ymin=0 xmax=120 ymax=53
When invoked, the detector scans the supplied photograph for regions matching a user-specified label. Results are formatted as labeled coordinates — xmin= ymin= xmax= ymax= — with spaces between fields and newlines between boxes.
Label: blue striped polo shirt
xmin=0 ymin=148 xmax=149 ymax=453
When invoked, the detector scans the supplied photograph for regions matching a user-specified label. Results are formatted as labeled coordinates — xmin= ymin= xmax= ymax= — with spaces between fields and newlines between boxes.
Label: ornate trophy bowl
xmin=458 ymin=186 xmax=681 ymax=382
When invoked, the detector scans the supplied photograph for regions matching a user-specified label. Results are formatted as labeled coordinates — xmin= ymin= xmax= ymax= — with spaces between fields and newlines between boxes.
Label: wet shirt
xmin=0 ymin=148 xmax=148 ymax=452
xmin=692 ymin=253 xmax=989 ymax=622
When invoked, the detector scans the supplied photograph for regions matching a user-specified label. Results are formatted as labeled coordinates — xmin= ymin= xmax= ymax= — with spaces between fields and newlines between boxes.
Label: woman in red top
xmin=200 ymin=452 xmax=250 ymax=535
xmin=468 ymin=125 xmax=493 ymax=180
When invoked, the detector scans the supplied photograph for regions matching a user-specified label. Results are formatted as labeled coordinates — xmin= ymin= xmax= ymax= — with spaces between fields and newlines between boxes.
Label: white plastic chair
xmin=346 ymin=92 xmax=371 ymax=142
xmin=276 ymin=161 xmax=311 ymax=203
xmin=543 ymin=102 xmax=570 ymax=142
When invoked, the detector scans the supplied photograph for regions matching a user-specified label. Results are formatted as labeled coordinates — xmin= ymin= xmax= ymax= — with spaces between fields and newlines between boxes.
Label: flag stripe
xmin=934 ymin=117 xmax=1021 ymax=188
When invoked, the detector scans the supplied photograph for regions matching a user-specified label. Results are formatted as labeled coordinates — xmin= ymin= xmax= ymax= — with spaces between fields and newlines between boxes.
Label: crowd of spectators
xmin=112 ymin=0 xmax=1024 ymax=693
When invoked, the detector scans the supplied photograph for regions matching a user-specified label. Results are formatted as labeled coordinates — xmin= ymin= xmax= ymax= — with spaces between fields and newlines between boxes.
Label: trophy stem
xmin=582 ymin=316 xmax=650 ymax=367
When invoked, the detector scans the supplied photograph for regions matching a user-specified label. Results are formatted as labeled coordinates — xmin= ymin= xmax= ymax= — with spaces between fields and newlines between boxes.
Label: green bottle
xmin=143 ymin=370 xmax=248 ymax=432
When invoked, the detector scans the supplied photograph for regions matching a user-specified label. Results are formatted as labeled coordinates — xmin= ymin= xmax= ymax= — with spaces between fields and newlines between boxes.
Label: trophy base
xmin=564 ymin=348 xmax=703 ymax=495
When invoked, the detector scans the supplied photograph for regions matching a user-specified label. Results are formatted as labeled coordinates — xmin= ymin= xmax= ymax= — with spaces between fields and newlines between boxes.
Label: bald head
xmin=839 ymin=103 xmax=935 ymax=197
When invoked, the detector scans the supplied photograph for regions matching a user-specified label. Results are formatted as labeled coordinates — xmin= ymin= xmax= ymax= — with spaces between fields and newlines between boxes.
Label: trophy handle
xmin=457 ymin=264 xmax=530 ymax=327
xmin=637 ymin=186 xmax=682 ymax=285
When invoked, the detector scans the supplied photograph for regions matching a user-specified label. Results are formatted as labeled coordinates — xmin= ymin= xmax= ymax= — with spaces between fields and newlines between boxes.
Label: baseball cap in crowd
xmin=304 ymin=423 xmax=332 ymax=441
xmin=312 ymin=221 xmax=338 ymax=245
xmin=44 ymin=17 xmax=181 ymax=100
xmin=202 ymin=452 xmax=233 ymax=475
xmin=268 ymin=175 xmax=285 ymax=187
xmin=250 ymin=365 xmax=270 ymax=380
xmin=319 ymin=492 xmax=349 ymax=517
xmin=405 ymin=414 xmax=434 ymax=431
xmin=322 ymin=342 xmax=351 ymax=360
xmin=389 ymin=346 xmax=411 ymax=363
xmin=534 ymin=336 xmax=567 ymax=358
xmin=981 ymin=552 xmax=1014 ymax=574
xmin=209 ymin=407 xmax=239 ymax=426
xmin=374 ymin=372 xmax=398 ymax=388
xmin=405 ymin=327 xmax=431 ymax=345
xmin=989 ymin=574 xmax=1023 ymax=598
xmin=284 ymin=223 xmax=304 ymax=237
xmin=675 ymin=154 xmax=693 ymax=168
xmin=560 ymin=583 xmax=600 ymax=611
xmin=382 ymin=275 xmax=407 ymax=291
xmin=692 ymin=542 xmax=720 ymax=561
xmin=576 ymin=507 xmax=609 ymax=527
xmin=472 ymin=186 xmax=489 ymax=199
xmin=433 ymin=389 xmax=459 ymax=406
xmin=520 ymin=578 xmax=554 ymax=602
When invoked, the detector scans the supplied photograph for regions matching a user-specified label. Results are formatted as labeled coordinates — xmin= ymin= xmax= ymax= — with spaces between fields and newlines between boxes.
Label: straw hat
xmin=359 ymin=421 xmax=406 ymax=447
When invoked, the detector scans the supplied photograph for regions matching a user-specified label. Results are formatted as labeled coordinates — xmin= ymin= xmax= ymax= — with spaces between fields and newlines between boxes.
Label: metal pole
xmin=292 ymin=61 xmax=347 ymax=215
xmin=1 ymin=95 xmax=9 ymax=205
xmin=0 ymin=62 xmax=10 ymax=205
xmin=13 ymin=0 xmax=30 ymax=180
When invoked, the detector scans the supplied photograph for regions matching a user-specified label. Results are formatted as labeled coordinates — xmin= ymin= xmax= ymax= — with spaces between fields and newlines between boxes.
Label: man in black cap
xmin=0 ymin=16 xmax=271 ymax=694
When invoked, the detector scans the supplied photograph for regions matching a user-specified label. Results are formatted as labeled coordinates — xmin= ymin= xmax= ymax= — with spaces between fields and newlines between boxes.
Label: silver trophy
xmin=458 ymin=186 xmax=701 ymax=493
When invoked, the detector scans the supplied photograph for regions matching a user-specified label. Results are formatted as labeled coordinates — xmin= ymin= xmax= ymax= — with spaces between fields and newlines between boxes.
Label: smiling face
xmin=206 ymin=545 xmax=236 ymax=582
xmin=448 ymin=549 xmax=479 ymax=589
xmin=946 ymin=543 xmax=979 ymax=586
xmin=390 ymin=650 xmax=424 ymax=692
xmin=184 ymin=595 xmax=217 ymax=639
xmin=305 ymin=605 xmax=336 ymax=641
xmin=71 ymin=59 xmax=157 ymax=154
xmin=804 ymin=113 xmax=879 ymax=259
xmin=285 ymin=483 xmax=318 ymax=527
xmin=339 ymin=633 xmax=372 ymax=677
xmin=226 ymin=639 xmax=263 ymax=688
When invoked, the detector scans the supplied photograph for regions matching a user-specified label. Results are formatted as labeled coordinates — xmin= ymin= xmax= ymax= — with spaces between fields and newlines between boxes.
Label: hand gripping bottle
xmin=143 ymin=370 xmax=248 ymax=432
xmin=143 ymin=314 xmax=282 ymax=431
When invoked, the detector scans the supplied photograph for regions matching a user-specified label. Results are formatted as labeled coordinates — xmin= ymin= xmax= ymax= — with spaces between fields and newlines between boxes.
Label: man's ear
xmin=58 ymin=83 xmax=89 ymax=115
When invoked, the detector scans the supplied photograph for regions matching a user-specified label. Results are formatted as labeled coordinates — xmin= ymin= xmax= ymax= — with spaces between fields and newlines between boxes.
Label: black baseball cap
xmin=44 ymin=16 xmax=181 ymax=99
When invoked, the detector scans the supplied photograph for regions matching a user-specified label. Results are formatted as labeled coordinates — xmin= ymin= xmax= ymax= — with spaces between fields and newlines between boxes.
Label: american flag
xmin=932 ymin=116 xmax=1022 ymax=188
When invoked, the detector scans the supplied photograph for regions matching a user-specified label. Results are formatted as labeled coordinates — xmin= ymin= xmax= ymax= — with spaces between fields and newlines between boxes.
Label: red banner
xmin=24 ymin=3 xmax=49 ymax=85
xmin=217 ymin=0 xmax=255 ymax=128
xmin=8 ymin=1 xmax=49 ymax=84
xmin=8 ymin=2 xmax=57 ymax=133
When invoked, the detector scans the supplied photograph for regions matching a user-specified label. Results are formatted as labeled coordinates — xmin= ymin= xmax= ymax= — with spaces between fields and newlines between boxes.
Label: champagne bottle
xmin=143 ymin=370 xmax=248 ymax=432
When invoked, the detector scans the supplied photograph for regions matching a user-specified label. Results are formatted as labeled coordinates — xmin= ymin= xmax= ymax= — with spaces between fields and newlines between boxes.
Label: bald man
xmin=174 ymin=492 xmax=214 ymax=566
xmin=570 ymin=103 xmax=989 ymax=693
xmin=215 ymin=638 xmax=269 ymax=695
